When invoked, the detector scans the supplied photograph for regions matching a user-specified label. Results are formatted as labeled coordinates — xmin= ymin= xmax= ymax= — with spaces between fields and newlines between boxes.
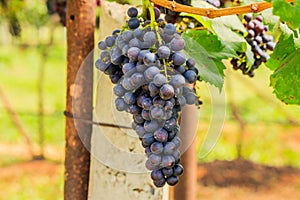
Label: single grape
xmin=148 ymin=154 xmax=162 ymax=166
xmin=151 ymin=169 xmax=164 ymax=181
xmin=163 ymin=142 xmax=177 ymax=155
xmin=170 ymin=74 xmax=185 ymax=89
xmin=124 ymin=92 xmax=136 ymax=105
xmin=164 ymin=23 xmax=176 ymax=35
xmin=122 ymin=30 xmax=134 ymax=41
xmin=147 ymin=7 xmax=161 ymax=20
xmin=170 ymin=34 xmax=185 ymax=51
xmin=153 ymin=178 xmax=166 ymax=187
xmin=144 ymin=66 xmax=160 ymax=81
xmin=115 ymin=97 xmax=128 ymax=111
xmin=130 ymin=72 xmax=144 ymax=87
xmin=166 ymin=175 xmax=178 ymax=186
xmin=142 ymin=98 xmax=153 ymax=110
xmin=129 ymin=38 xmax=141 ymax=48
xmin=150 ymin=106 xmax=165 ymax=119
xmin=161 ymin=155 xmax=175 ymax=168
xmin=105 ymin=36 xmax=115 ymax=47
xmin=150 ymin=142 xmax=164 ymax=154
xmin=133 ymin=28 xmax=143 ymax=38
xmin=162 ymin=167 xmax=173 ymax=178
xmin=153 ymin=96 xmax=165 ymax=107
xmin=157 ymin=46 xmax=171 ymax=59
xmin=113 ymin=84 xmax=126 ymax=97
xmin=154 ymin=128 xmax=168 ymax=142
xmin=143 ymin=31 xmax=157 ymax=45
xmin=127 ymin=7 xmax=138 ymax=18
xmin=142 ymin=133 xmax=155 ymax=147
xmin=128 ymin=17 xmax=140 ymax=29
xmin=127 ymin=47 xmax=140 ymax=61
xmin=141 ymin=109 xmax=151 ymax=120
xmin=135 ymin=124 xmax=146 ymax=137
xmin=98 ymin=41 xmax=107 ymax=50
xmin=134 ymin=114 xmax=145 ymax=124
xmin=153 ymin=73 xmax=167 ymax=87
xmin=184 ymin=70 xmax=197 ymax=83
xmin=172 ymin=52 xmax=186 ymax=66
xmin=173 ymin=164 xmax=184 ymax=176
xmin=164 ymin=117 xmax=177 ymax=131
xmin=160 ymin=84 xmax=175 ymax=100
xmin=144 ymin=120 xmax=160 ymax=133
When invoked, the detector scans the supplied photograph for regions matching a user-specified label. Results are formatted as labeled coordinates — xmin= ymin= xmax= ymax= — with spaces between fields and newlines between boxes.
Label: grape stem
xmin=142 ymin=0 xmax=169 ymax=82
xmin=150 ymin=0 xmax=294 ymax=19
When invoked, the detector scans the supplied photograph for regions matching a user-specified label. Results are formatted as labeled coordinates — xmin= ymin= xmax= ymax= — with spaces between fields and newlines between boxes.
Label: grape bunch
xmin=95 ymin=7 xmax=200 ymax=187
xmin=231 ymin=14 xmax=276 ymax=77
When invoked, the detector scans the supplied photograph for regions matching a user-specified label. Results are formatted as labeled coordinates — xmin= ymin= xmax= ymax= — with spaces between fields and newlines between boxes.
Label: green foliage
xmin=266 ymin=34 xmax=300 ymax=105
xmin=183 ymin=29 xmax=240 ymax=90
xmin=272 ymin=0 xmax=300 ymax=29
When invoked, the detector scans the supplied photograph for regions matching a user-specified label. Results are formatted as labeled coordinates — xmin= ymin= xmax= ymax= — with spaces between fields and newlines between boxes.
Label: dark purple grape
xmin=128 ymin=17 xmax=140 ymax=29
xmin=154 ymin=128 xmax=168 ymax=142
xmin=161 ymin=155 xmax=175 ymax=168
xmin=144 ymin=120 xmax=159 ymax=132
xmin=162 ymin=167 xmax=173 ymax=177
xmin=141 ymin=109 xmax=151 ymax=120
xmin=153 ymin=96 xmax=165 ymax=107
xmin=142 ymin=98 xmax=153 ymax=110
xmin=160 ymin=84 xmax=175 ymax=100
xmin=148 ymin=154 xmax=162 ymax=166
xmin=151 ymin=169 xmax=164 ymax=180
xmin=184 ymin=70 xmax=197 ymax=83
xmin=142 ymin=133 xmax=155 ymax=147
xmin=163 ymin=142 xmax=177 ymax=155
xmin=153 ymin=178 xmax=166 ymax=187
xmin=166 ymin=175 xmax=178 ymax=186
xmin=147 ymin=7 xmax=161 ymax=20
xmin=127 ymin=7 xmax=138 ymax=18
xmin=150 ymin=142 xmax=164 ymax=154
xmin=173 ymin=164 xmax=184 ymax=176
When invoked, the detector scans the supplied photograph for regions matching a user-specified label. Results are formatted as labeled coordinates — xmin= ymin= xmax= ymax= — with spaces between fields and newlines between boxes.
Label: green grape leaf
xmin=266 ymin=35 xmax=295 ymax=71
xmin=266 ymin=35 xmax=300 ymax=105
xmin=182 ymin=33 xmax=225 ymax=91
xmin=184 ymin=29 xmax=238 ymax=60
xmin=270 ymin=51 xmax=300 ymax=105
xmin=272 ymin=0 xmax=300 ymax=29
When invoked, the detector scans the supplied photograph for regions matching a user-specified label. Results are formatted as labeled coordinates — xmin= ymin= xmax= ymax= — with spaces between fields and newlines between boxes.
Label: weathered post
xmin=65 ymin=1 xmax=95 ymax=199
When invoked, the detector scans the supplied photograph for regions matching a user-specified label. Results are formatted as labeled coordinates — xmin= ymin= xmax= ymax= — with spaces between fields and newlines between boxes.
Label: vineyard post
xmin=64 ymin=0 xmax=95 ymax=200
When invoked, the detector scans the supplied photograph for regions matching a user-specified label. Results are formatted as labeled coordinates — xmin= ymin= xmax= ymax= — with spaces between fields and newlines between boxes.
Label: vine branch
xmin=150 ymin=0 xmax=293 ymax=18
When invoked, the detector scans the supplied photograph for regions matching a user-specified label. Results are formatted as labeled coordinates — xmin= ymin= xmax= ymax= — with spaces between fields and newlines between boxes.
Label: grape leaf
xmin=270 ymin=51 xmax=300 ymax=105
xmin=266 ymin=35 xmax=300 ymax=105
xmin=266 ymin=35 xmax=295 ymax=71
xmin=182 ymin=33 xmax=225 ymax=91
xmin=184 ymin=29 xmax=238 ymax=60
xmin=272 ymin=0 xmax=300 ymax=29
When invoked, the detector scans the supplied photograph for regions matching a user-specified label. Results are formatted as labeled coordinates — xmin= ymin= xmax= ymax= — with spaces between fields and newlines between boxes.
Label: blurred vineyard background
xmin=1 ymin=0 xmax=300 ymax=199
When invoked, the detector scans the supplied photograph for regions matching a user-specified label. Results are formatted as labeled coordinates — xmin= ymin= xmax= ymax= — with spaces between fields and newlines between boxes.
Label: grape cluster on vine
xmin=96 ymin=6 xmax=200 ymax=187
xmin=231 ymin=14 xmax=276 ymax=77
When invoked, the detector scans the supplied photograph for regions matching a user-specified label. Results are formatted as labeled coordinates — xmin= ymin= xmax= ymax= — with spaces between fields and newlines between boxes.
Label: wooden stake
xmin=64 ymin=0 xmax=95 ymax=199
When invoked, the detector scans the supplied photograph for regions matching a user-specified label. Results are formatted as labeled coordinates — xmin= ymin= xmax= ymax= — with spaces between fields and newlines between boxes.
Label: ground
xmin=1 ymin=144 xmax=300 ymax=200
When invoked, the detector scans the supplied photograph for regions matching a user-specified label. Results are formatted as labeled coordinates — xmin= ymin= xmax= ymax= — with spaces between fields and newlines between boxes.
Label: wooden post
xmin=173 ymin=105 xmax=198 ymax=200
xmin=64 ymin=1 xmax=95 ymax=200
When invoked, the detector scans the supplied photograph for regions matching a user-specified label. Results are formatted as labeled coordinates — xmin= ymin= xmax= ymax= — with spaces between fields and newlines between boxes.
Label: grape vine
xmin=95 ymin=0 xmax=300 ymax=188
